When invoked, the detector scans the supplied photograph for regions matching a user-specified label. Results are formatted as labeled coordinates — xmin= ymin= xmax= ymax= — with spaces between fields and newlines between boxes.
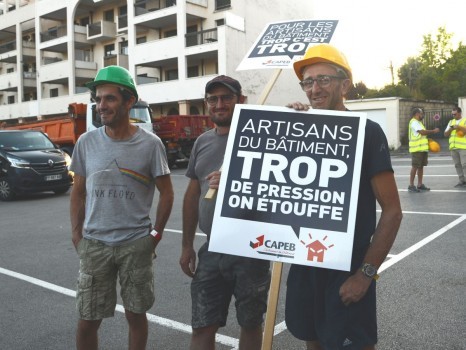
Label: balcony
xmin=39 ymin=60 xmax=68 ymax=85
xmin=0 ymin=40 xmax=16 ymax=55
xmin=133 ymin=2 xmax=177 ymax=30
xmin=40 ymin=25 xmax=67 ymax=43
xmin=23 ymin=71 xmax=37 ymax=88
xmin=75 ymin=60 xmax=98 ymax=90
xmin=22 ymin=40 xmax=36 ymax=61
xmin=87 ymin=21 xmax=116 ymax=42
xmin=135 ymin=0 xmax=177 ymax=16
xmin=0 ymin=40 xmax=16 ymax=63
xmin=0 ymin=71 xmax=18 ymax=92
xmin=73 ymin=25 xmax=90 ymax=49
xmin=185 ymin=28 xmax=217 ymax=47
xmin=133 ymin=36 xmax=178 ymax=64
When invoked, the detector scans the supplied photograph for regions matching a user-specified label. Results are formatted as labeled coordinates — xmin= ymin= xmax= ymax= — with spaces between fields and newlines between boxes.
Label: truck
xmin=153 ymin=114 xmax=215 ymax=168
xmin=0 ymin=101 xmax=215 ymax=167
xmin=0 ymin=100 xmax=154 ymax=156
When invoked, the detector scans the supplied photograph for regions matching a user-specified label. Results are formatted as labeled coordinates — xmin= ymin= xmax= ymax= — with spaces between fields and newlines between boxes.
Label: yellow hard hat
xmin=428 ymin=139 xmax=440 ymax=152
xmin=293 ymin=44 xmax=352 ymax=82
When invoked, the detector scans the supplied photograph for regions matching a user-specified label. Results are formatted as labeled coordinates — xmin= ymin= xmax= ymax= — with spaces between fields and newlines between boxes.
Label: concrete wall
xmin=345 ymin=98 xmax=457 ymax=150
xmin=345 ymin=97 xmax=401 ymax=150
xmin=458 ymin=97 xmax=466 ymax=112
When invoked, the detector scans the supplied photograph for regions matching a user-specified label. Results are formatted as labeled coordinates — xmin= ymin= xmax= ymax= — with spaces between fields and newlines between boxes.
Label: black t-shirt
xmin=351 ymin=119 xmax=393 ymax=268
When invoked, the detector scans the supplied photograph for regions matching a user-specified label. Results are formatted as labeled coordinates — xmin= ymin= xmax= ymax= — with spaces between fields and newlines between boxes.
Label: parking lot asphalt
xmin=0 ymin=147 xmax=465 ymax=350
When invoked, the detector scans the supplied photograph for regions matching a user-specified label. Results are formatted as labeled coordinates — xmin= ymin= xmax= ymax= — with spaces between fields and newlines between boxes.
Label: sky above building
xmin=313 ymin=0 xmax=466 ymax=88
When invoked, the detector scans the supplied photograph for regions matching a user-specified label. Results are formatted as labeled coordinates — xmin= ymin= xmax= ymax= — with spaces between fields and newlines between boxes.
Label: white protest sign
xmin=237 ymin=20 xmax=338 ymax=71
xmin=209 ymin=105 xmax=366 ymax=271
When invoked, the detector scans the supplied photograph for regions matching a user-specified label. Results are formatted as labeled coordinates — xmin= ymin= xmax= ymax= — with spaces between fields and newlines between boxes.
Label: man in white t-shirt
xmin=408 ymin=107 xmax=439 ymax=193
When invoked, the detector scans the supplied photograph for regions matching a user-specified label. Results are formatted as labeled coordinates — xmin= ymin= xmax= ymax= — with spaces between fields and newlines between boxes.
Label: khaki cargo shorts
xmin=411 ymin=151 xmax=428 ymax=168
xmin=76 ymin=235 xmax=155 ymax=320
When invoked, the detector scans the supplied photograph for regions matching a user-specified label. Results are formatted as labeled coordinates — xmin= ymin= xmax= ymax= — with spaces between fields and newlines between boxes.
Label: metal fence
xmin=423 ymin=108 xmax=453 ymax=139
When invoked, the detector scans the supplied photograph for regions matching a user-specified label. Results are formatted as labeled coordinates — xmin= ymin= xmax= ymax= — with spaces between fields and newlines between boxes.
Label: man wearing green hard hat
xmin=70 ymin=65 xmax=174 ymax=349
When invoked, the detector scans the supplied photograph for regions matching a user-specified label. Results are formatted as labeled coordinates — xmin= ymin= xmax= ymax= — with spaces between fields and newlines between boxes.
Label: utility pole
xmin=388 ymin=60 xmax=395 ymax=85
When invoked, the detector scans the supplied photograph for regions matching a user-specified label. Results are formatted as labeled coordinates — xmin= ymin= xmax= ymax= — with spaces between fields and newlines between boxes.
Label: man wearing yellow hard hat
xmin=285 ymin=44 xmax=402 ymax=350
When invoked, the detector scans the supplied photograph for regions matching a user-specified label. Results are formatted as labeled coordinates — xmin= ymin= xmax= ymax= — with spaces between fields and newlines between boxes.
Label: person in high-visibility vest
xmin=408 ymin=107 xmax=439 ymax=192
xmin=444 ymin=107 xmax=466 ymax=187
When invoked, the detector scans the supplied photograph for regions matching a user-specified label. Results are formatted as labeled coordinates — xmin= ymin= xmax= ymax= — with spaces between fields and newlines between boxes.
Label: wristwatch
xmin=150 ymin=228 xmax=162 ymax=243
xmin=361 ymin=263 xmax=379 ymax=280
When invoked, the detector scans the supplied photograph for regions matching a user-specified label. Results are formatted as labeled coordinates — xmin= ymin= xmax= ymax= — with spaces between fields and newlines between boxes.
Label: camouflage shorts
xmin=76 ymin=235 xmax=155 ymax=320
xmin=191 ymin=243 xmax=271 ymax=329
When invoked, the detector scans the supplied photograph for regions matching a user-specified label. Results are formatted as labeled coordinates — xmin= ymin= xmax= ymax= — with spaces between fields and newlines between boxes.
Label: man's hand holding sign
xmin=182 ymin=17 xmax=402 ymax=350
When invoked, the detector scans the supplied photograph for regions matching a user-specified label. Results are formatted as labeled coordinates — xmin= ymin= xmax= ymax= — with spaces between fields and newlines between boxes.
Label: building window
xmin=190 ymin=106 xmax=200 ymax=115
xmin=79 ymin=17 xmax=90 ymax=26
xmin=187 ymin=66 xmax=198 ymax=78
xmin=7 ymin=95 xmax=15 ymax=104
xmin=135 ymin=0 xmax=146 ymax=9
xmin=216 ymin=19 xmax=225 ymax=26
xmin=166 ymin=0 xmax=176 ymax=6
xmin=136 ymin=36 xmax=147 ymax=44
xmin=120 ymin=41 xmax=128 ymax=55
xmin=119 ymin=5 xmax=127 ymax=16
xmin=50 ymin=88 xmax=59 ymax=97
xmin=104 ymin=9 xmax=114 ymax=22
xmin=164 ymin=29 xmax=177 ymax=38
xmin=215 ymin=0 xmax=231 ymax=10
xmin=6 ymin=67 xmax=14 ymax=73
xmin=167 ymin=107 xmax=179 ymax=115
xmin=165 ymin=69 xmax=178 ymax=81
xmin=104 ymin=44 xmax=116 ymax=57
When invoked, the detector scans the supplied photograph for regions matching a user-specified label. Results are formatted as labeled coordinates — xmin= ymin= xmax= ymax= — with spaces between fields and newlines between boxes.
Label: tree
xmin=346 ymin=81 xmax=368 ymax=100
xmin=420 ymin=26 xmax=453 ymax=68
xmin=398 ymin=57 xmax=422 ymax=94
xmin=364 ymin=84 xmax=411 ymax=99
xmin=440 ymin=43 xmax=466 ymax=102
xmin=359 ymin=27 xmax=466 ymax=102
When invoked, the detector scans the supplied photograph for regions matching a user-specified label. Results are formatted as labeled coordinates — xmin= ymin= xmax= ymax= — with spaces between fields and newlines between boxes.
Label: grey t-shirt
xmin=185 ymin=128 xmax=228 ymax=238
xmin=70 ymin=127 xmax=170 ymax=245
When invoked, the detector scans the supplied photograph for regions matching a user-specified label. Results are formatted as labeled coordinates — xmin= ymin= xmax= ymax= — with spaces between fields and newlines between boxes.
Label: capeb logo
xmin=249 ymin=235 xmax=295 ymax=259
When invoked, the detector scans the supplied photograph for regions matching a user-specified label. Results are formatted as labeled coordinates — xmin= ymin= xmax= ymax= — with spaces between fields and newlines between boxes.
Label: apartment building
xmin=0 ymin=0 xmax=312 ymax=122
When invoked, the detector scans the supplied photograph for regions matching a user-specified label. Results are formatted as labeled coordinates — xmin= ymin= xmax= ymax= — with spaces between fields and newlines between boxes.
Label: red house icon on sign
xmin=306 ymin=240 xmax=328 ymax=262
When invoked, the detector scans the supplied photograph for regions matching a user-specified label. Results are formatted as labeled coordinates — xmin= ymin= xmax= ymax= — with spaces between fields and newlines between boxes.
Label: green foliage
xmin=420 ymin=27 xmax=453 ymax=68
xmin=364 ymin=84 xmax=411 ymax=99
xmin=398 ymin=57 xmax=422 ymax=90
xmin=346 ymin=81 xmax=368 ymax=99
xmin=365 ymin=27 xmax=465 ymax=102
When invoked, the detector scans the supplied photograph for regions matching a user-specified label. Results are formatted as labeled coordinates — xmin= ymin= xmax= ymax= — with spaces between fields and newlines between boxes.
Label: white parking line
xmin=0 ymin=266 xmax=239 ymax=348
xmin=395 ymin=174 xmax=457 ymax=177
xmin=379 ymin=214 xmax=466 ymax=273
xmin=393 ymin=165 xmax=454 ymax=168
xmin=1 ymin=213 xmax=464 ymax=349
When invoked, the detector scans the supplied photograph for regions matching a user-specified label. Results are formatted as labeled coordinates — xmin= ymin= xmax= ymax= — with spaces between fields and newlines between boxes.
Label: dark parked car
xmin=0 ymin=130 xmax=73 ymax=201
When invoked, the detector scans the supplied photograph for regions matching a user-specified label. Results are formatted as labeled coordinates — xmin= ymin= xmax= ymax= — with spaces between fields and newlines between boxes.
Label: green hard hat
xmin=86 ymin=65 xmax=138 ymax=101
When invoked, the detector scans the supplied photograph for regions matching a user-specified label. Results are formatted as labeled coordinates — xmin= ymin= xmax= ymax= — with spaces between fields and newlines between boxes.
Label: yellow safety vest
xmin=448 ymin=118 xmax=466 ymax=150
xmin=409 ymin=118 xmax=428 ymax=153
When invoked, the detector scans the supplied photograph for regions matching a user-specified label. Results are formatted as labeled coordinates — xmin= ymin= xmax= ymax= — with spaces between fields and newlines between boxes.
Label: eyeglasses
xmin=299 ymin=75 xmax=346 ymax=91
xmin=205 ymin=94 xmax=236 ymax=106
